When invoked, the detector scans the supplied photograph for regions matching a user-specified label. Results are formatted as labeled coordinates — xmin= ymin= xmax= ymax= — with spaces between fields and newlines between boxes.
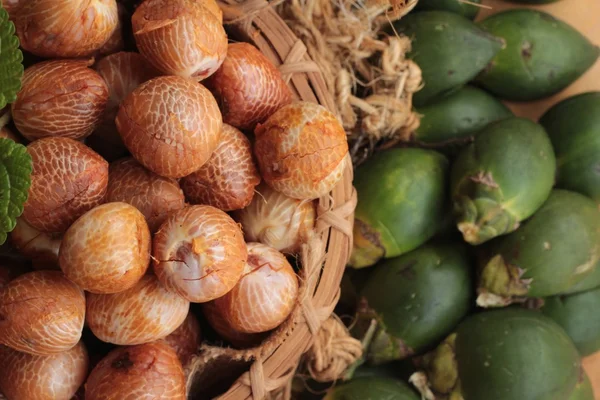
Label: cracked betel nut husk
xmin=85 ymin=341 xmax=186 ymax=400
xmin=410 ymin=309 xmax=582 ymax=400
xmin=476 ymin=10 xmax=599 ymax=101
xmin=254 ymin=101 xmax=350 ymax=201
xmin=153 ymin=205 xmax=247 ymax=303
xmin=450 ymin=117 xmax=555 ymax=245
xmin=476 ymin=190 xmax=600 ymax=308
xmin=350 ymin=148 xmax=448 ymax=268
xmin=353 ymin=242 xmax=472 ymax=365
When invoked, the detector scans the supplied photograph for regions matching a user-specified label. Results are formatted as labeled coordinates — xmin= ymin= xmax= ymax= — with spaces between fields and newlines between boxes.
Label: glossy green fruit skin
xmin=541 ymin=287 xmax=600 ymax=356
xmin=483 ymin=190 xmax=600 ymax=298
xmin=414 ymin=86 xmax=513 ymax=146
xmin=568 ymin=372 xmax=594 ymax=400
xmin=450 ymin=117 xmax=555 ymax=244
xmin=477 ymin=10 xmax=600 ymax=101
xmin=456 ymin=308 xmax=581 ymax=400
xmin=392 ymin=11 xmax=503 ymax=106
xmin=415 ymin=0 xmax=482 ymax=20
xmin=324 ymin=377 xmax=419 ymax=400
xmin=360 ymin=242 xmax=473 ymax=362
xmin=563 ymin=260 xmax=600 ymax=295
xmin=350 ymin=148 xmax=449 ymax=268
xmin=352 ymin=360 xmax=417 ymax=382
xmin=540 ymin=92 xmax=600 ymax=204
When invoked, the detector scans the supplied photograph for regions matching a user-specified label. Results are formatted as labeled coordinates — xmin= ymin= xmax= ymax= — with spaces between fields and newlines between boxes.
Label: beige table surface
xmin=478 ymin=0 xmax=600 ymax=397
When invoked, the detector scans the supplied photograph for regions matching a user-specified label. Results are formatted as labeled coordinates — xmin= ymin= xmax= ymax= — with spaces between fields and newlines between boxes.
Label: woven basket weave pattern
xmin=183 ymin=1 xmax=357 ymax=399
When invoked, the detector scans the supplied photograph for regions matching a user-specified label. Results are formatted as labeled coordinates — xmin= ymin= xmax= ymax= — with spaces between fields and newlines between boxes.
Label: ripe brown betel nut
xmin=116 ymin=75 xmax=223 ymax=179
xmin=23 ymin=137 xmax=108 ymax=234
xmin=12 ymin=60 xmax=109 ymax=142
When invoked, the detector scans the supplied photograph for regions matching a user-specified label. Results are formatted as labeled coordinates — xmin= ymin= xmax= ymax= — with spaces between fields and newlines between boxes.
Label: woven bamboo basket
xmin=184 ymin=1 xmax=357 ymax=399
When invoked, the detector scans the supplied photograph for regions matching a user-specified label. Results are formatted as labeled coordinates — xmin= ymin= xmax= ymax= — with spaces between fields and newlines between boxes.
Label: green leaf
xmin=0 ymin=5 xmax=23 ymax=109
xmin=0 ymin=138 xmax=32 ymax=245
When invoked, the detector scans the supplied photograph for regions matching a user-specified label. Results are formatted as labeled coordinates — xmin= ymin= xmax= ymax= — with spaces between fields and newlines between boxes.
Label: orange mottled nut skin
xmin=206 ymin=243 xmax=299 ymax=334
xmin=23 ymin=137 xmax=109 ymax=234
xmin=132 ymin=0 xmax=227 ymax=80
xmin=163 ymin=311 xmax=201 ymax=366
xmin=234 ymin=183 xmax=316 ymax=254
xmin=84 ymin=341 xmax=186 ymax=400
xmin=94 ymin=3 xmax=127 ymax=57
xmin=153 ymin=205 xmax=247 ymax=303
xmin=116 ymin=75 xmax=223 ymax=178
xmin=15 ymin=0 xmax=119 ymax=58
xmin=59 ymin=202 xmax=151 ymax=294
xmin=106 ymin=158 xmax=185 ymax=233
xmin=86 ymin=274 xmax=190 ymax=345
xmin=0 ymin=271 xmax=85 ymax=356
xmin=206 ymin=43 xmax=293 ymax=131
xmin=12 ymin=60 xmax=109 ymax=141
xmin=0 ymin=341 xmax=89 ymax=400
xmin=202 ymin=300 xmax=269 ymax=349
xmin=254 ymin=101 xmax=350 ymax=200
xmin=89 ymin=52 xmax=159 ymax=161
xmin=180 ymin=124 xmax=261 ymax=211
xmin=10 ymin=217 xmax=62 ymax=270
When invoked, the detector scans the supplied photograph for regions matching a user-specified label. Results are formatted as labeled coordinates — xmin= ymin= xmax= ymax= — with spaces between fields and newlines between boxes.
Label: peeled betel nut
xmin=59 ymin=202 xmax=151 ymax=294
xmin=10 ymin=217 xmax=62 ymax=271
xmin=254 ymin=101 xmax=350 ymax=200
xmin=86 ymin=274 xmax=190 ymax=345
xmin=23 ymin=137 xmax=109 ymax=234
xmin=180 ymin=124 xmax=261 ymax=211
xmin=0 ymin=341 xmax=89 ymax=400
xmin=132 ymin=0 xmax=227 ymax=80
xmin=153 ymin=205 xmax=247 ymax=303
xmin=205 ymin=243 xmax=299 ymax=334
xmin=89 ymin=52 xmax=159 ymax=161
xmin=202 ymin=300 xmax=269 ymax=349
xmin=0 ymin=270 xmax=86 ymax=356
xmin=163 ymin=311 xmax=202 ymax=365
xmin=84 ymin=341 xmax=186 ymax=400
xmin=205 ymin=43 xmax=293 ymax=131
xmin=106 ymin=158 xmax=186 ymax=233
xmin=15 ymin=0 xmax=119 ymax=58
xmin=234 ymin=183 xmax=316 ymax=254
xmin=116 ymin=75 xmax=223 ymax=178
xmin=12 ymin=60 xmax=109 ymax=141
